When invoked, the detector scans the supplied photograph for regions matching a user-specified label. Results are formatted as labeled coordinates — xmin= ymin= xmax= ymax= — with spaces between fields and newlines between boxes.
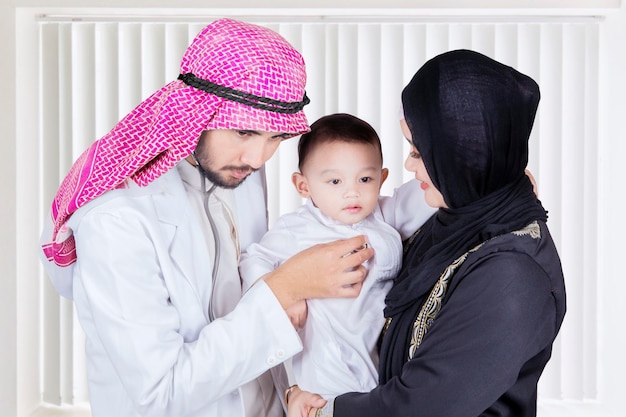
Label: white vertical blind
xmin=581 ymin=23 xmax=599 ymax=401
xmin=39 ymin=22 xmax=62 ymax=407
xmin=37 ymin=17 xmax=600 ymax=412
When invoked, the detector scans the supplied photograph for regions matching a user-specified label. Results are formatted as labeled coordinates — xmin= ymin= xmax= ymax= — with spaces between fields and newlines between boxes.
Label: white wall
xmin=597 ymin=2 xmax=626 ymax=415
xmin=2 ymin=1 xmax=625 ymax=417
xmin=0 ymin=0 xmax=16 ymax=414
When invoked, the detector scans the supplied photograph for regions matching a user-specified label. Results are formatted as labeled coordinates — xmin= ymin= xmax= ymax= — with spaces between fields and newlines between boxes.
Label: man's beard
xmin=196 ymin=160 xmax=255 ymax=189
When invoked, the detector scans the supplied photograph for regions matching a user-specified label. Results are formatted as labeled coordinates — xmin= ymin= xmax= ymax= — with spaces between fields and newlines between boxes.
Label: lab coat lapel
xmin=151 ymin=169 xmax=203 ymax=301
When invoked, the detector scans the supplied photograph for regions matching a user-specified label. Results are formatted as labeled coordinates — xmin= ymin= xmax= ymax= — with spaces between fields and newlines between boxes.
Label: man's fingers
xmin=334 ymin=266 xmax=367 ymax=297
xmin=339 ymin=245 xmax=374 ymax=271
xmin=331 ymin=235 xmax=369 ymax=255
xmin=337 ymin=281 xmax=363 ymax=298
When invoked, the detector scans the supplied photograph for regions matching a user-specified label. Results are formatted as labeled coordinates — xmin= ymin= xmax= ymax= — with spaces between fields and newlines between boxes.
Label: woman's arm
xmin=378 ymin=179 xmax=435 ymax=240
xmin=291 ymin=251 xmax=559 ymax=417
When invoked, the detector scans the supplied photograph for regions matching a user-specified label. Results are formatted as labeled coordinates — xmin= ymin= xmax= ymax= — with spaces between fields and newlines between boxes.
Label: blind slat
xmin=118 ymin=24 xmax=142 ymax=118
xmin=141 ymin=24 xmax=166 ymax=97
xmin=71 ymin=24 xmax=96 ymax=155
xmin=94 ymin=24 xmax=119 ymax=139
xmin=582 ymin=24 xmax=599 ymax=399
xmin=40 ymin=22 xmax=61 ymax=406
xmin=379 ymin=24 xmax=406 ymax=194
xmin=163 ymin=24 xmax=190 ymax=81
xmin=561 ymin=23 xmax=589 ymax=400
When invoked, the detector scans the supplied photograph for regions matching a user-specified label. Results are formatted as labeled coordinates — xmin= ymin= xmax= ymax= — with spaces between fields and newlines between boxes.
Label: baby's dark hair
xmin=297 ymin=113 xmax=383 ymax=171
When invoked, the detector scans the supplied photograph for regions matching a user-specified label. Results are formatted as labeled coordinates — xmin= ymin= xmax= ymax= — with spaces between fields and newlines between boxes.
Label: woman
xmin=287 ymin=49 xmax=566 ymax=417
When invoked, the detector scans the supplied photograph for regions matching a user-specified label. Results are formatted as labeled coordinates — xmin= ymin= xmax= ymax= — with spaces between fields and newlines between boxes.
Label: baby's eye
xmin=359 ymin=177 xmax=373 ymax=183
xmin=328 ymin=179 xmax=341 ymax=185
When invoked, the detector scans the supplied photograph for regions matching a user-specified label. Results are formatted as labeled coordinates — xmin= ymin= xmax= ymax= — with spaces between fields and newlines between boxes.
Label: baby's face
xmin=296 ymin=140 xmax=385 ymax=225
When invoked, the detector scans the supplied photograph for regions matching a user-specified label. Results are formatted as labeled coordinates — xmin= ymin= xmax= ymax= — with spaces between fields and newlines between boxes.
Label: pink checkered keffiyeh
xmin=42 ymin=18 xmax=309 ymax=267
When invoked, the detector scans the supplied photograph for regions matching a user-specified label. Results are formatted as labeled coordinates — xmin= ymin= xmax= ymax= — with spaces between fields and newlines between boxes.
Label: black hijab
xmin=381 ymin=50 xmax=548 ymax=380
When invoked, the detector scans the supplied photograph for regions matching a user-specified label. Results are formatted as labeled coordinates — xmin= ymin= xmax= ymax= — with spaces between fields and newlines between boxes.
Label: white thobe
xmin=239 ymin=180 xmax=435 ymax=399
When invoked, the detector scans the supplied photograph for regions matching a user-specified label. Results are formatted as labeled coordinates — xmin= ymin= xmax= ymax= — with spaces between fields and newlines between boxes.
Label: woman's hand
xmin=265 ymin=235 xmax=373 ymax=310
xmin=525 ymin=169 xmax=538 ymax=196
xmin=286 ymin=386 xmax=326 ymax=417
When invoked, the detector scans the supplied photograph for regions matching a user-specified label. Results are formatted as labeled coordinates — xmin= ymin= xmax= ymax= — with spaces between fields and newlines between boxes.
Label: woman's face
xmin=401 ymin=119 xmax=447 ymax=209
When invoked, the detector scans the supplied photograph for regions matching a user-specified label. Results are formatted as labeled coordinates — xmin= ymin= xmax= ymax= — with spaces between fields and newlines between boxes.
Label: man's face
xmin=192 ymin=129 xmax=292 ymax=189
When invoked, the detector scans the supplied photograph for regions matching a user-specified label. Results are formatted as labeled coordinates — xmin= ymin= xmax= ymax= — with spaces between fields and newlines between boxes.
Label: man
xmin=39 ymin=18 xmax=372 ymax=417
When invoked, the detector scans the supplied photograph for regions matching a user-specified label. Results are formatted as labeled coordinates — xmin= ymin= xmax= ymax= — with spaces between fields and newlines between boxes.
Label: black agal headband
xmin=178 ymin=73 xmax=310 ymax=114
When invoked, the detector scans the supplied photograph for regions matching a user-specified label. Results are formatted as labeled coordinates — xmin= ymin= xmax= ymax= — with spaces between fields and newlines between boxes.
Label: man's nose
xmin=241 ymin=140 xmax=273 ymax=169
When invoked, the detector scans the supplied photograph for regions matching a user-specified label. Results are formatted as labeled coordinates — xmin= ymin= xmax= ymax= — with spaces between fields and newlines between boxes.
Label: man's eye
xmin=275 ymin=133 xmax=293 ymax=141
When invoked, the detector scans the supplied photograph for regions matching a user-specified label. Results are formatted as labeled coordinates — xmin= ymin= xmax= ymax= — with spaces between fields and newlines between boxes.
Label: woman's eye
xmin=410 ymin=150 xmax=421 ymax=159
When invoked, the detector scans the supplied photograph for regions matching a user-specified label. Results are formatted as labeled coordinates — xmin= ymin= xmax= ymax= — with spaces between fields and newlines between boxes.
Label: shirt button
xmin=267 ymin=355 xmax=277 ymax=365
xmin=276 ymin=349 xmax=286 ymax=359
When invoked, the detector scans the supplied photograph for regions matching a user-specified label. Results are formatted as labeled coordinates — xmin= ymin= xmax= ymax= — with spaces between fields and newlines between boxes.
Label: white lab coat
xmin=39 ymin=167 xmax=302 ymax=417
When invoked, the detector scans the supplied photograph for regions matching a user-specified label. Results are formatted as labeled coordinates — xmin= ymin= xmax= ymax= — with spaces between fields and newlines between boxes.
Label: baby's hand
xmin=286 ymin=386 xmax=326 ymax=417
xmin=286 ymin=300 xmax=307 ymax=329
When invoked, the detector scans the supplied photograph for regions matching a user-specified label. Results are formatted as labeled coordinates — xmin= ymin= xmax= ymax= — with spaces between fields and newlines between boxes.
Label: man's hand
xmin=264 ymin=235 xmax=373 ymax=310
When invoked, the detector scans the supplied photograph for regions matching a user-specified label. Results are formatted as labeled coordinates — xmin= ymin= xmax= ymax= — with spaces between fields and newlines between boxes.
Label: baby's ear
xmin=380 ymin=168 xmax=389 ymax=189
xmin=292 ymin=172 xmax=311 ymax=198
